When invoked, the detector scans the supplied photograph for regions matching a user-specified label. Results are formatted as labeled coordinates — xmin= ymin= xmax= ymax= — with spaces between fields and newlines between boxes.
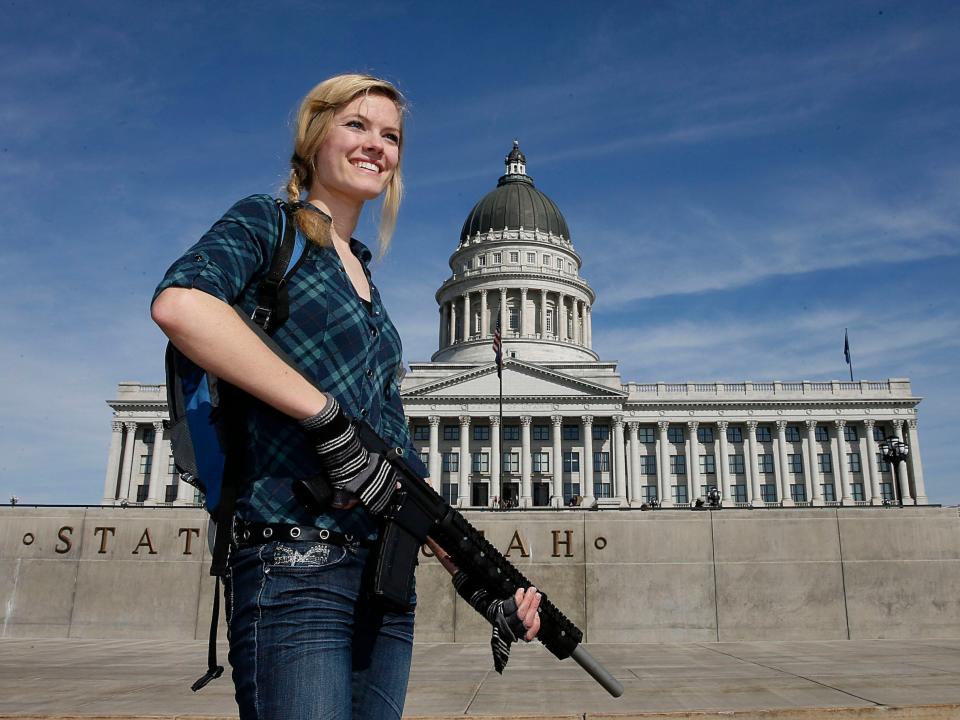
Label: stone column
xmin=687 ymin=421 xmax=700 ymax=503
xmin=775 ymin=420 xmax=791 ymax=504
xmin=892 ymin=420 xmax=914 ymax=504
xmin=716 ymin=421 xmax=730 ymax=503
xmin=148 ymin=421 xmax=167 ymax=503
xmin=448 ymin=300 xmax=456 ymax=344
xmin=520 ymin=288 xmax=529 ymax=336
xmin=520 ymin=416 xmax=533 ymax=507
xmin=613 ymin=416 xmax=627 ymax=506
xmin=559 ymin=294 xmax=567 ymax=341
xmin=461 ymin=292 xmax=471 ymax=341
xmin=906 ymin=419 xmax=928 ymax=504
xmin=628 ymin=421 xmax=642 ymax=506
xmin=176 ymin=472 xmax=193 ymax=504
xmin=585 ymin=306 xmax=592 ymax=347
xmin=459 ymin=415 xmax=472 ymax=508
xmin=499 ymin=288 xmax=508 ymax=335
xmin=102 ymin=421 xmax=125 ymax=503
xmin=657 ymin=420 xmax=671 ymax=507
xmin=480 ymin=289 xmax=488 ymax=338
xmin=490 ymin=415 xmax=502 ymax=506
xmin=582 ymin=415 xmax=595 ymax=507
xmin=440 ymin=304 xmax=447 ymax=347
xmin=551 ymin=415 xmax=564 ymax=507
xmin=118 ymin=421 xmax=138 ymax=502
xmin=834 ymin=420 xmax=853 ymax=504
xmin=863 ymin=418 xmax=881 ymax=504
xmin=428 ymin=416 xmax=441 ymax=492
xmin=747 ymin=420 xmax=762 ymax=505
xmin=539 ymin=290 xmax=547 ymax=337
xmin=805 ymin=421 xmax=821 ymax=504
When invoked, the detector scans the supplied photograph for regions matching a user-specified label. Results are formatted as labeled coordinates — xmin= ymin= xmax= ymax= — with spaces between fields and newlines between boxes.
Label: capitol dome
xmin=460 ymin=141 xmax=570 ymax=242
xmin=432 ymin=142 xmax=598 ymax=364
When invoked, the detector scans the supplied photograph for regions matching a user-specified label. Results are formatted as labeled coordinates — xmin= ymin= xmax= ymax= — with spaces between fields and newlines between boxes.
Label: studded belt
xmin=234 ymin=521 xmax=375 ymax=549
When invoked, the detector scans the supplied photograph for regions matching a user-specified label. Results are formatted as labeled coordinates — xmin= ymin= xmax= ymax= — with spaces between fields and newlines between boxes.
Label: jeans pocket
xmin=264 ymin=541 xmax=347 ymax=573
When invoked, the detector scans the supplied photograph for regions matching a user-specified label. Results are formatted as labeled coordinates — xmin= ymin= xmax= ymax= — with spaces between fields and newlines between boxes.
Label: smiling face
xmin=310 ymin=92 xmax=402 ymax=207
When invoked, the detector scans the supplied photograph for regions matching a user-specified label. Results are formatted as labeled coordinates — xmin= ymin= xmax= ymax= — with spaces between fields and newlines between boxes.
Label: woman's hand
xmin=512 ymin=586 xmax=542 ymax=642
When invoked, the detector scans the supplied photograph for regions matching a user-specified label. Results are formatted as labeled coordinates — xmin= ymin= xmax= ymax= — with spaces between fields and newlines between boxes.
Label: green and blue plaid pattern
xmin=154 ymin=195 xmax=421 ymax=538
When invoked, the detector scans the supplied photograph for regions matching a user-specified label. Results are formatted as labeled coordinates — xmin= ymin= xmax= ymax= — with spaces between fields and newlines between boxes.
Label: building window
xmin=533 ymin=424 xmax=549 ymax=441
xmin=139 ymin=454 xmax=152 ymax=475
xmin=442 ymin=425 xmax=460 ymax=441
xmin=503 ymin=424 xmax=520 ymax=441
xmin=815 ymin=425 xmax=829 ymax=442
xmin=670 ymin=455 xmax=686 ymax=475
xmin=852 ymin=483 xmax=865 ymax=501
xmin=672 ymin=485 xmax=688 ymax=504
xmin=193 ymin=487 xmax=203 ymax=505
xmin=442 ymin=452 xmax=459 ymax=473
xmin=413 ymin=424 xmax=429 ymax=441
xmin=667 ymin=426 xmax=684 ymax=443
xmin=473 ymin=425 xmax=490 ymax=441
xmin=508 ymin=306 xmax=519 ymax=330
xmin=873 ymin=426 xmax=887 ymax=442
xmin=877 ymin=453 xmax=890 ymax=472
xmin=594 ymin=452 xmax=610 ymax=472
xmin=844 ymin=425 xmax=859 ymax=442
xmin=472 ymin=452 xmax=489 ymax=473
xmin=727 ymin=426 xmax=743 ymax=443
xmin=880 ymin=482 xmax=894 ymax=501
xmin=478 ymin=255 xmax=486 ymax=267
xmin=465 ymin=259 xmax=472 ymax=270
xmin=699 ymin=455 xmax=715 ymax=475
xmin=419 ymin=451 xmax=429 ymax=468
xmin=760 ymin=484 xmax=777 ymax=502
xmin=595 ymin=481 xmax=613 ymax=498
xmin=729 ymin=454 xmax=745 ymax=475
xmin=697 ymin=427 xmax=714 ymax=443
xmin=136 ymin=484 xmax=149 ymax=503
xmin=568 ymin=262 xmax=575 ymax=273
xmin=493 ymin=252 xmax=502 ymax=264
xmin=758 ymin=454 xmax=774 ymax=474
xmin=556 ymin=257 xmax=563 ymax=269
xmin=509 ymin=251 xmax=519 ymax=264
xmin=638 ymin=426 xmax=654 ymax=443
xmin=142 ymin=428 xmax=155 ymax=445
xmin=791 ymin=484 xmax=807 ymax=502
xmin=822 ymin=484 xmax=836 ymax=502
xmin=542 ymin=254 xmax=550 ymax=266
xmin=733 ymin=484 xmax=748 ymax=502
xmin=756 ymin=426 xmax=772 ymax=442
xmin=785 ymin=425 xmax=801 ymax=442
xmin=563 ymin=451 xmax=580 ymax=472
xmin=788 ymin=454 xmax=804 ymax=474
xmin=503 ymin=452 xmax=519 ymax=473
xmin=643 ymin=485 xmax=658 ymax=502
xmin=562 ymin=424 xmax=579 ymax=440
xmin=848 ymin=452 xmax=862 ymax=473
xmin=592 ymin=424 xmax=610 ymax=441
xmin=526 ymin=252 xmax=536 ymax=264
xmin=165 ymin=485 xmax=178 ymax=503
xmin=533 ymin=452 xmax=550 ymax=473
xmin=167 ymin=457 xmax=176 ymax=477
xmin=818 ymin=453 xmax=833 ymax=474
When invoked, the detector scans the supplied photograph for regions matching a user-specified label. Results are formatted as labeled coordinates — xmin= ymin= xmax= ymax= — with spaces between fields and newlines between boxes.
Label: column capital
xmin=428 ymin=415 xmax=441 ymax=427
xmin=775 ymin=419 xmax=788 ymax=431
xmin=520 ymin=287 xmax=528 ymax=297
xmin=716 ymin=420 xmax=729 ymax=431
xmin=833 ymin=418 xmax=846 ymax=429
xmin=892 ymin=419 xmax=904 ymax=430
xmin=153 ymin=420 xmax=165 ymax=432
xmin=806 ymin=419 xmax=819 ymax=430
xmin=123 ymin=421 xmax=138 ymax=432
xmin=550 ymin=414 xmax=563 ymax=427
xmin=863 ymin=418 xmax=876 ymax=429
xmin=112 ymin=421 xmax=125 ymax=433
xmin=686 ymin=420 xmax=699 ymax=431
xmin=489 ymin=415 xmax=502 ymax=427
xmin=459 ymin=415 xmax=471 ymax=427
xmin=908 ymin=418 xmax=918 ymax=429
xmin=462 ymin=291 xmax=469 ymax=299
xmin=627 ymin=420 xmax=640 ymax=432
xmin=747 ymin=420 xmax=759 ymax=431
xmin=480 ymin=288 xmax=487 ymax=297
xmin=581 ymin=415 xmax=594 ymax=426
xmin=520 ymin=415 xmax=533 ymax=427
xmin=612 ymin=415 xmax=624 ymax=428
xmin=657 ymin=420 xmax=670 ymax=431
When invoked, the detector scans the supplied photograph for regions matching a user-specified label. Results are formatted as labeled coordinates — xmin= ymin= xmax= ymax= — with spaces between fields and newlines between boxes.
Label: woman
xmin=152 ymin=74 xmax=540 ymax=720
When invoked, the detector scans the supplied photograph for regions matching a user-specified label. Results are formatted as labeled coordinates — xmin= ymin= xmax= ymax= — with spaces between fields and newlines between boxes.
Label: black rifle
xmin=352 ymin=421 xmax=623 ymax=698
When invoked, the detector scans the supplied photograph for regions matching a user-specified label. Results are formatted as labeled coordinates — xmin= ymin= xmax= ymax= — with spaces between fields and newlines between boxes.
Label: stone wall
xmin=2 ymin=507 xmax=958 ymax=641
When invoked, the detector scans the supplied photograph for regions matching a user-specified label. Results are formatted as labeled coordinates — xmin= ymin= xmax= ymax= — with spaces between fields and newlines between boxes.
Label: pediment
xmin=403 ymin=361 xmax=625 ymax=399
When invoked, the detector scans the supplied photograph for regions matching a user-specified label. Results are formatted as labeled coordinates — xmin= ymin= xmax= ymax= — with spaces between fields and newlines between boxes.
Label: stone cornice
xmin=436 ymin=271 xmax=596 ymax=304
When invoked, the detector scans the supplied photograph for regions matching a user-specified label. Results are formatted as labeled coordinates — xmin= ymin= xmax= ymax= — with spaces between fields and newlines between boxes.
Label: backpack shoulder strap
xmin=250 ymin=200 xmax=306 ymax=332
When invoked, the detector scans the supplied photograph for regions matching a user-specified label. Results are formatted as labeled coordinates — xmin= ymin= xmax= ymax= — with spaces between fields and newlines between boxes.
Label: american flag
xmin=493 ymin=316 xmax=503 ymax=378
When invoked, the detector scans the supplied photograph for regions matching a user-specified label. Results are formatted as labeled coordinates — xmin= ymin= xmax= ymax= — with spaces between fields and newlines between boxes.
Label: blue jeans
xmin=226 ymin=540 xmax=415 ymax=720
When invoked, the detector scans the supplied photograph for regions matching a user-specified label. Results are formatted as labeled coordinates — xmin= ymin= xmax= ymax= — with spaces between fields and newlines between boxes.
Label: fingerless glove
xmin=452 ymin=570 xmax=528 ymax=673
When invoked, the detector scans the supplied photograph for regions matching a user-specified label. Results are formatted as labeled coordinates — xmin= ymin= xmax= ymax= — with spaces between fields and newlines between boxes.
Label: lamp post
xmin=878 ymin=438 xmax=910 ymax=507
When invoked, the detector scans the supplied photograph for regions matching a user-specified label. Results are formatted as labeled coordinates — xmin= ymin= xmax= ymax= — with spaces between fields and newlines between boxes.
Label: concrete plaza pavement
xmin=2 ymin=638 xmax=960 ymax=718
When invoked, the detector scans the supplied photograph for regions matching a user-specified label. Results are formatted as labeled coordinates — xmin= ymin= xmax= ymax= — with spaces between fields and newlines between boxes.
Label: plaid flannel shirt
xmin=154 ymin=194 xmax=422 ymax=538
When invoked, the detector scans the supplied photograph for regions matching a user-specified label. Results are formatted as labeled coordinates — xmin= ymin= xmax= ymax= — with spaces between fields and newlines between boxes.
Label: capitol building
xmin=103 ymin=143 xmax=929 ymax=511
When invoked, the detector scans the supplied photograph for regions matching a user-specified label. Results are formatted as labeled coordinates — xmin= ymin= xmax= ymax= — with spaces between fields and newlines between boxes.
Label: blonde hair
xmin=285 ymin=74 xmax=407 ymax=256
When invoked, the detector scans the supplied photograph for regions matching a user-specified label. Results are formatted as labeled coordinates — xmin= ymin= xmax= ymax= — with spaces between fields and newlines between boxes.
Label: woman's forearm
xmin=151 ymin=287 xmax=327 ymax=420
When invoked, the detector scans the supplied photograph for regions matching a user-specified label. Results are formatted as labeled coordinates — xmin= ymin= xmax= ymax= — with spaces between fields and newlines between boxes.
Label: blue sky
xmin=1 ymin=1 xmax=957 ymax=505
